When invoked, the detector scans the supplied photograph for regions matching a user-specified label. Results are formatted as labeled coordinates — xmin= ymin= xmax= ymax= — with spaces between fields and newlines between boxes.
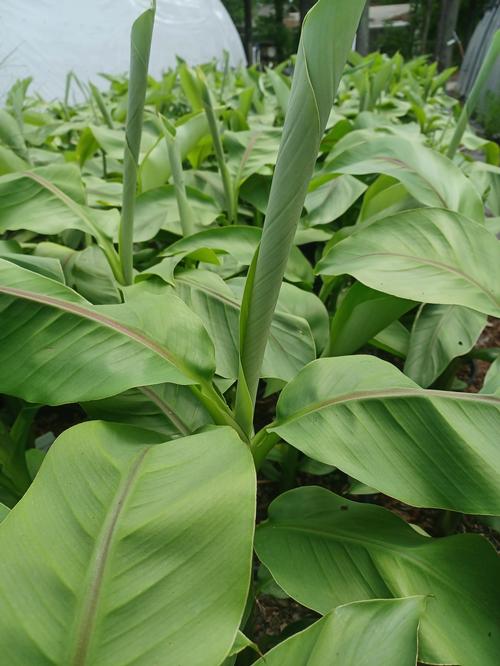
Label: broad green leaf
xmin=317 ymin=208 xmax=500 ymax=317
xmin=0 ymin=164 xmax=120 ymax=274
xmin=0 ymin=164 xmax=117 ymax=238
xmin=178 ymin=60 xmax=204 ymax=112
xmin=304 ymin=174 xmax=366 ymax=226
xmin=358 ymin=175 xmax=419 ymax=225
xmin=0 ymin=164 xmax=85 ymax=233
xmin=83 ymin=383 xmax=213 ymax=438
xmin=0 ymin=146 xmax=28 ymax=176
xmin=326 ymin=133 xmax=484 ymax=221
xmin=327 ymin=282 xmax=415 ymax=356
xmin=255 ymin=486 xmax=500 ymax=665
xmin=162 ymin=225 xmax=260 ymax=260
xmin=88 ymin=125 xmax=127 ymax=159
xmin=254 ymin=598 xmax=424 ymax=666
xmin=0 ymin=259 xmax=215 ymax=403
xmin=173 ymin=270 xmax=316 ymax=381
xmin=226 ymin=631 xmax=260 ymax=659
xmin=0 ymin=422 xmax=256 ymax=666
xmin=225 ymin=127 xmax=282 ymax=184
xmin=62 ymin=246 xmax=121 ymax=305
xmin=371 ymin=319 xmax=410 ymax=357
xmin=84 ymin=176 xmax=122 ymax=207
xmin=482 ymin=357 xmax=500 ymax=395
xmin=0 ymin=252 xmax=65 ymax=282
xmin=35 ymin=243 xmax=121 ymax=305
xmin=0 ymin=109 xmax=30 ymax=162
xmin=157 ymin=225 xmax=313 ymax=285
xmin=270 ymin=281 xmax=329 ymax=355
xmin=271 ymin=355 xmax=500 ymax=513
xmin=405 ymin=304 xmax=487 ymax=387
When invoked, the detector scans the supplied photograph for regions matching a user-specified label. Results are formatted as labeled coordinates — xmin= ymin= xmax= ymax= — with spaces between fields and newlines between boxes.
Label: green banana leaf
xmin=157 ymin=225 xmax=313 ymax=286
xmin=0 ymin=146 xmax=28 ymax=175
xmin=172 ymin=270 xmax=316 ymax=381
xmin=370 ymin=319 xmax=410 ymax=357
xmin=0 ymin=164 xmax=117 ymax=240
xmin=271 ymin=355 xmax=500 ymax=513
xmin=253 ymin=597 xmax=424 ymax=666
xmin=255 ymin=486 xmax=500 ymax=665
xmin=0 ymin=251 xmax=65 ymax=282
xmin=327 ymin=282 xmax=415 ymax=356
xmin=83 ymin=383 xmax=213 ymax=437
xmin=357 ymin=176 xmax=419 ymax=225
xmin=326 ymin=132 xmax=484 ymax=222
xmin=317 ymin=208 xmax=500 ymax=317
xmin=304 ymin=174 xmax=367 ymax=227
xmin=482 ymin=357 xmax=500 ymax=395
xmin=405 ymin=304 xmax=487 ymax=387
xmin=0 ymin=109 xmax=30 ymax=162
xmin=225 ymin=127 xmax=282 ymax=184
xmin=134 ymin=184 xmax=220 ymax=238
xmin=0 ymin=422 xmax=255 ymax=665
xmin=0 ymin=259 xmax=215 ymax=403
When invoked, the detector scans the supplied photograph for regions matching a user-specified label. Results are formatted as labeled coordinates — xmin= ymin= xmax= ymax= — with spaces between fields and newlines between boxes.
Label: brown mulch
xmin=34 ymin=403 xmax=87 ymax=439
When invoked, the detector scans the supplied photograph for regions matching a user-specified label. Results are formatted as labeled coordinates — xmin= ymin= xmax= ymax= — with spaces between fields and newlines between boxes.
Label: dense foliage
xmin=0 ymin=0 xmax=499 ymax=663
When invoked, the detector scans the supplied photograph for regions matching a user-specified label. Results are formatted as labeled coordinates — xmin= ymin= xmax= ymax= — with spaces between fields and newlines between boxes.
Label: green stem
xmin=191 ymin=383 xmax=249 ymax=444
xmin=161 ymin=119 xmax=196 ymax=237
xmin=251 ymin=426 xmax=280 ymax=470
xmin=198 ymin=71 xmax=237 ymax=224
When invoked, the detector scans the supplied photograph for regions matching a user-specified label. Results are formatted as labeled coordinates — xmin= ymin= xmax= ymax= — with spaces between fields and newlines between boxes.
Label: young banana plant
xmin=0 ymin=1 xmax=499 ymax=665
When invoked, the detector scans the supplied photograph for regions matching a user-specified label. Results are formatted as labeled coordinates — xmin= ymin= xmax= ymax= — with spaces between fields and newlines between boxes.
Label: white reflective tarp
xmin=0 ymin=0 xmax=246 ymax=101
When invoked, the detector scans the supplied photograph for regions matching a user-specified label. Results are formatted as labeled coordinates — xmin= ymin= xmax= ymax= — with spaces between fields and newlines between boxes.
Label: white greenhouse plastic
xmin=0 ymin=0 xmax=246 ymax=101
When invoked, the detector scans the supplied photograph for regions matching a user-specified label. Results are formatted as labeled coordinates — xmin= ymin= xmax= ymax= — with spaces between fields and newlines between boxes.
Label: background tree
xmin=435 ymin=0 xmax=462 ymax=69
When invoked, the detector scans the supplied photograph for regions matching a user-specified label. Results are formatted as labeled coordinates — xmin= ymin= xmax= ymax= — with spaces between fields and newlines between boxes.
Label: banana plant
xmin=0 ymin=0 xmax=499 ymax=664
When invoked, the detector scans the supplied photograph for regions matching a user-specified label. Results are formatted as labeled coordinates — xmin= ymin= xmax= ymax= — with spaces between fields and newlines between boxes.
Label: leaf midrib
xmin=69 ymin=446 xmax=151 ymax=666
xmin=0 ymin=284 xmax=196 ymax=382
xmin=139 ymin=386 xmax=191 ymax=436
xmin=23 ymin=171 xmax=102 ymax=240
xmin=332 ymin=250 xmax=500 ymax=311
xmin=260 ymin=523 xmax=491 ymax=618
xmin=274 ymin=387 xmax=500 ymax=427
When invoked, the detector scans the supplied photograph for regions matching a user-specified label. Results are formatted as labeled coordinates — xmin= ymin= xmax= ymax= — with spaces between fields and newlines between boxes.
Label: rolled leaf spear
xmin=235 ymin=0 xmax=367 ymax=438
xmin=119 ymin=0 xmax=156 ymax=285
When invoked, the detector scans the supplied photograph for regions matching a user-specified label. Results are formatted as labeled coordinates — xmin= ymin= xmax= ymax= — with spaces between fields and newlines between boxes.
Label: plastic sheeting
xmin=0 ymin=0 xmax=246 ymax=101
